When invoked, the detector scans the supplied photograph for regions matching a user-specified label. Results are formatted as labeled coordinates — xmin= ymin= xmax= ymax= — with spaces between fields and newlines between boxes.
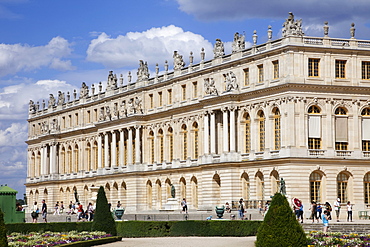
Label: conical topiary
xmin=0 ymin=208 xmax=8 ymax=247
xmin=91 ymin=186 xmax=117 ymax=235
xmin=255 ymin=193 xmax=307 ymax=247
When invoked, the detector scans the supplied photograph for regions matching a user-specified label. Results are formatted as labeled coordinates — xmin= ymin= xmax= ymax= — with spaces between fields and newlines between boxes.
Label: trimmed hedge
xmin=116 ymin=220 xmax=261 ymax=237
xmin=6 ymin=222 xmax=92 ymax=234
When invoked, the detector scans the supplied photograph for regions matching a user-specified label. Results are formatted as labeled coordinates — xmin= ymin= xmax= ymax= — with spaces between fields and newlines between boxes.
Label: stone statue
xmin=224 ymin=71 xmax=238 ymax=91
xmin=48 ymin=94 xmax=56 ymax=108
xmin=173 ymin=51 xmax=185 ymax=70
xmin=119 ymin=100 xmax=127 ymax=118
xmin=137 ymin=60 xmax=150 ymax=81
xmin=232 ymin=32 xmax=245 ymax=53
xmin=213 ymin=39 xmax=225 ymax=58
xmin=282 ymin=12 xmax=304 ymax=37
xmin=41 ymin=121 xmax=48 ymax=134
xmin=134 ymin=96 xmax=143 ymax=113
xmin=171 ymin=184 xmax=175 ymax=198
xmin=350 ymin=23 xmax=355 ymax=38
xmin=105 ymin=106 xmax=111 ymax=121
xmin=50 ymin=118 xmax=59 ymax=131
xmin=74 ymin=189 xmax=79 ymax=203
xmin=279 ymin=178 xmax=286 ymax=195
xmin=29 ymin=100 xmax=36 ymax=113
xmin=79 ymin=82 xmax=89 ymax=99
xmin=107 ymin=71 xmax=117 ymax=90
xmin=127 ymin=98 xmax=135 ymax=115
xmin=112 ymin=104 xmax=118 ymax=118
xmin=99 ymin=107 xmax=105 ymax=121
xmin=204 ymin=78 xmax=218 ymax=95
xmin=57 ymin=91 xmax=65 ymax=106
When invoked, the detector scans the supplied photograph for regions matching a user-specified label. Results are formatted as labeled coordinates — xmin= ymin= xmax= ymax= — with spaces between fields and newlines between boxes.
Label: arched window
xmin=308 ymin=105 xmax=321 ymax=149
xmin=241 ymin=172 xmax=250 ymax=201
xmin=120 ymin=181 xmax=127 ymax=208
xmin=191 ymin=176 xmax=198 ymax=209
xmin=212 ymin=174 xmax=221 ymax=206
xmin=337 ymin=172 xmax=349 ymax=202
xmin=86 ymin=142 xmax=91 ymax=171
xmin=180 ymin=177 xmax=186 ymax=199
xmin=364 ymin=173 xmax=370 ymax=204
xmin=158 ymin=129 xmax=164 ymax=163
xmin=273 ymin=108 xmax=281 ymax=150
xmin=30 ymin=152 xmax=35 ymax=177
xmin=149 ymin=131 xmax=154 ymax=164
xmin=168 ymin=127 xmax=174 ymax=161
xmin=192 ymin=122 xmax=199 ymax=159
xmin=361 ymin=108 xmax=370 ymax=152
xmin=73 ymin=144 xmax=79 ymax=172
xmin=270 ymin=170 xmax=279 ymax=194
xmin=36 ymin=151 xmax=41 ymax=176
xmin=258 ymin=111 xmax=265 ymax=152
xmin=335 ymin=107 xmax=348 ymax=151
xmin=156 ymin=180 xmax=162 ymax=209
xmin=182 ymin=125 xmax=188 ymax=160
xmin=256 ymin=171 xmax=264 ymax=200
xmin=310 ymin=172 xmax=322 ymax=202
xmin=93 ymin=141 xmax=98 ymax=170
xmin=146 ymin=180 xmax=152 ymax=210
xmin=67 ymin=146 xmax=72 ymax=173
xmin=244 ymin=113 xmax=251 ymax=153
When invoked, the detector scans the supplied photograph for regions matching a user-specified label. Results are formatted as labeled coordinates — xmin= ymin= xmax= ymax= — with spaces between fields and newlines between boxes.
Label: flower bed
xmin=307 ymin=231 xmax=370 ymax=247
xmin=7 ymin=230 xmax=112 ymax=246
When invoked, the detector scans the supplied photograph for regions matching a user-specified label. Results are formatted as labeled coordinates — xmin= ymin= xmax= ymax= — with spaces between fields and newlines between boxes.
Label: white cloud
xmin=0 ymin=36 xmax=75 ymax=77
xmin=0 ymin=122 xmax=27 ymax=146
xmin=86 ymin=25 xmax=214 ymax=68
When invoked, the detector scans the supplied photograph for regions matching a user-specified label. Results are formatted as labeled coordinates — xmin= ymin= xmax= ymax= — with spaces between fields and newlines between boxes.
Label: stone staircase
xmin=303 ymin=222 xmax=370 ymax=234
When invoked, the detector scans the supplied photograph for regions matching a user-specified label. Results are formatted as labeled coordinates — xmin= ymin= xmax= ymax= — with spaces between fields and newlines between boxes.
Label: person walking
xmin=60 ymin=201 xmax=64 ymax=214
xmin=310 ymin=201 xmax=318 ymax=223
xmin=347 ymin=201 xmax=353 ymax=222
xmin=238 ymin=198 xmax=244 ymax=220
xmin=181 ymin=198 xmax=188 ymax=214
xmin=41 ymin=199 xmax=47 ymax=223
xmin=325 ymin=202 xmax=332 ymax=220
xmin=53 ymin=201 xmax=59 ymax=215
xmin=322 ymin=210 xmax=329 ymax=232
xmin=316 ymin=203 xmax=322 ymax=220
xmin=334 ymin=198 xmax=341 ymax=222
xmin=31 ymin=201 xmax=39 ymax=223
xmin=87 ymin=202 xmax=94 ymax=221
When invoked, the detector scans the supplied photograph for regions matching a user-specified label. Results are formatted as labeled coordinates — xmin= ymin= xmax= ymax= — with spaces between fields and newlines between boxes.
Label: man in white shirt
xmin=334 ymin=198 xmax=341 ymax=222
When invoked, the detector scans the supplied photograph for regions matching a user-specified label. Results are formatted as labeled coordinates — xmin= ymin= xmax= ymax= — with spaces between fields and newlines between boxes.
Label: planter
xmin=215 ymin=206 xmax=225 ymax=219
xmin=114 ymin=208 xmax=125 ymax=220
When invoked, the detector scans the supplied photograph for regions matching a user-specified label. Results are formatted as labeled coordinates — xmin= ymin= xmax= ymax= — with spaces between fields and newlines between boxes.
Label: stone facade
xmin=26 ymin=14 xmax=370 ymax=217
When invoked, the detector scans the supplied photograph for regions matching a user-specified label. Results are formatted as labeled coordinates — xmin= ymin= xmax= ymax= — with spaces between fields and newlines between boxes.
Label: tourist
xmin=77 ymin=202 xmax=84 ymax=221
xmin=16 ymin=203 xmax=23 ymax=211
xmin=225 ymin=202 xmax=231 ymax=213
xmin=53 ymin=201 xmax=59 ymax=215
xmin=116 ymin=201 xmax=122 ymax=209
xmin=87 ymin=202 xmax=94 ymax=221
xmin=68 ymin=201 xmax=73 ymax=214
xmin=60 ymin=201 xmax=64 ymax=214
xmin=41 ymin=199 xmax=47 ymax=223
xmin=310 ymin=201 xmax=318 ymax=223
xmin=322 ymin=210 xmax=329 ymax=232
xmin=31 ymin=201 xmax=39 ymax=223
xmin=181 ymin=198 xmax=188 ymax=214
xmin=334 ymin=198 xmax=341 ymax=222
xmin=316 ymin=203 xmax=322 ymax=220
xmin=325 ymin=202 xmax=332 ymax=220
xmin=238 ymin=198 xmax=244 ymax=220
xmin=347 ymin=201 xmax=353 ymax=222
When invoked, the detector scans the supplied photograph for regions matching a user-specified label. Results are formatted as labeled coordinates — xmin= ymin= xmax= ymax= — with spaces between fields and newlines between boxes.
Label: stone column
xmin=98 ymin=134 xmax=102 ymax=169
xmin=204 ymin=112 xmax=209 ymax=155
xmin=222 ymin=107 xmax=229 ymax=153
xmin=128 ymin=127 xmax=133 ymax=165
xmin=50 ymin=143 xmax=57 ymax=174
xmin=210 ymin=111 xmax=216 ymax=154
xmin=111 ymin=130 xmax=117 ymax=167
xmin=40 ymin=145 xmax=45 ymax=175
xmin=135 ymin=126 xmax=141 ymax=164
xmin=104 ymin=132 xmax=109 ymax=168
xmin=230 ymin=108 xmax=236 ymax=152
xmin=119 ymin=129 xmax=124 ymax=166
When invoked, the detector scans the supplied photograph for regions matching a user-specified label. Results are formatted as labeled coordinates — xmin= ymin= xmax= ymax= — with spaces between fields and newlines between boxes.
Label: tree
xmin=255 ymin=193 xmax=307 ymax=247
xmin=91 ymin=186 xmax=117 ymax=235
xmin=0 ymin=208 xmax=8 ymax=247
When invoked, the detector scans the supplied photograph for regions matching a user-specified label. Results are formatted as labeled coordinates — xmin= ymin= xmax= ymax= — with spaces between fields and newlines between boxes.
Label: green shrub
xmin=0 ymin=208 xmax=8 ymax=247
xmin=91 ymin=186 xmax=117 ymax=235
xmin=116 ymin=221 xmax=174 ymax=237
xmin=255 ymin=193 xmax=307 ymax=247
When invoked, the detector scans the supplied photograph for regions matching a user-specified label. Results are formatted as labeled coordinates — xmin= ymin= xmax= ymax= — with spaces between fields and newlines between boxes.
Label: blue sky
xmin=1 ymin=0 xmax=370 ymax=198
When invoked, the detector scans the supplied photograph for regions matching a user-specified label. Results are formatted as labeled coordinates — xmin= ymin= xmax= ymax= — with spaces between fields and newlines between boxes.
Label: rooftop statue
xmin=57 ymin=91 xmax=65 ymax=106
xmin=107 ymin=71 xmax=117 ymax=91
xmin=29 ymin=100 xmax=36 ymax=113
xmin=48 ymin=94 xmax=56 ymax=108
xmin=79 ymin=82 xmax=89 ymax=99
xmin=213 ymin=39 xmax=225 ymax=58
xmin=173 ymin=51 xmax=185 ymax=70
xmin=137 ymin=60 xmax=150 ymax=81
xmin=282 ymin=12 xmax=304 ymax=37
xmin=232 ymin=32 xmax=245 ymax=53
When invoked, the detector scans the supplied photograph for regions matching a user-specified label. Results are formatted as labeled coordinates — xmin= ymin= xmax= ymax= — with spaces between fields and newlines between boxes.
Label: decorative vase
xmin=215 ymin=206 xmax=225 ymax=219
xmin=114 ymin=208 xmax=125 ymax=220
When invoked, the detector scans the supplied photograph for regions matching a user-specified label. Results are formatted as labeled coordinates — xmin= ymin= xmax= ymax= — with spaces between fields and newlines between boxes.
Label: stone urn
xmin=215 ymin=206 xmax=225 ymax=219
xmin=114 ymin=208 xmax=125 ymax=220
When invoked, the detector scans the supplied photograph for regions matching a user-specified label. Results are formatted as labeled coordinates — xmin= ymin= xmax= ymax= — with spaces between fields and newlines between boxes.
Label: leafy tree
xmin=91 ymin=186 xmax=117 ymax=235
xmin=255 ymin=193 xmax=307 ymax=247
xmin=0 ymin=208 xmax=8 ymax=247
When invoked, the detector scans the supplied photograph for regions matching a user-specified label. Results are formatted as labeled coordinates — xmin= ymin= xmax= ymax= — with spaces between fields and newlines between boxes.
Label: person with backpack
xmin=238 ymin=198 xmax=244 ymax=220
xmin=325 ymin=202 xmax=332 ymax=220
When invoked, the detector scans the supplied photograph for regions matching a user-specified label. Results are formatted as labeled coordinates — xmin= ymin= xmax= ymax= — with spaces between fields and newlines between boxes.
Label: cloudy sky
xmin=0 ymin=0 xmax=370 ymax=197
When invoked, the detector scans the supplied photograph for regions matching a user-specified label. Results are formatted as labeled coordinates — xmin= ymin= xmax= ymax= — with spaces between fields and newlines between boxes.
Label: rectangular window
xmin=167 ymin=89 xmax=172 ymax=104
xmin=62 ymin=116 xmax=66 ymax=129
xmin=149 ymin=94 xmax=153 ymax=109
xmin=245 ymin=121 xmax=250 ymax=153
xmin=158 ymin=92 xmax=162 ymax=107
xmin=257 ymin=64 xmax=264 ymax=83
xmin=272 ymin=60 xmax=279 ymax=79
xmin=87 ymin=110 xmax=91 ymax=123
xmin=243 ymin=68 xmax=249 ymax=86
xmin=308 ymin=138 xmax=321 ymax=149
xmin=362 ymin=61 xmax=370 ymax=80
xmin=335 ymin=142 xmax=348 ymax=150
xmin=308 ymin=58 xmax=320 ymax=77
xmin=193 ymin=82 xmax=197 ymax=98
xmin=182 ymin=85 xmax=186 ymax=101
xmin=274 ymin=116 xmax=281 ymax=150
xmin=335 ymin=60 xmax=346 ymax=79
xmin=362 ymin=140 xmax=370 ymax=151
xmin=94 ymin=109 xmax=97 ymax=122
xmin=68 ymin=115 xmax=72 ymax=127
xmin=75 ymin=113 xmax=78 ymax=126
xmin=310 ymin=181 xmax=321 ymax=202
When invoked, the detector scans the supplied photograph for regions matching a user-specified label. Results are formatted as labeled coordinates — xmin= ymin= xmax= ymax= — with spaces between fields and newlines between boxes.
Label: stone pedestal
xmin=164 ymin=198 xmax=179 ymax=210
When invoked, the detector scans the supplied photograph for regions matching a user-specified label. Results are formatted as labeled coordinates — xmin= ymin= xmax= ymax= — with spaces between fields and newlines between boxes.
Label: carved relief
xmin=224 ymin=71 xmax=238 ymax=92
xmin=204 ymin=78 xmax=218 ymax=96
xmin=119 ymin=100 xmax=127 ymax=118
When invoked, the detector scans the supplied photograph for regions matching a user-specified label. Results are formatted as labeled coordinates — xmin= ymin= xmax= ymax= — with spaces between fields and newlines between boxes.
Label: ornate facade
xmin=26 ymin=14 xmax=370 ymax=216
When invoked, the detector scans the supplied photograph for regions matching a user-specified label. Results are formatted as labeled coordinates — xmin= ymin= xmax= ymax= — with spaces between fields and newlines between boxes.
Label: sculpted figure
xmin=137 ymin=60 xmax=150 ymax=81
xmin=107 ymin=71 xmax=117 ymax=90
xmin=50 ymin=118 xmax=59 ymax=131
xmin=105 ymin=106 xmax=111 ymax=121
xmin=134 ymin=96 xmax=143 ymax=113
xmin=204 ymin=78 xmax=218 ymax=95
xmin=41 ymin=121 xmax=49 ymax=134
xmin=57 ymin=91 xmax=65 ymax=106
xmin=279 ymin=178 xmax=286 ymax=195
xmin=119 ymin=100 xmax=127 ymax=118
xmin=99 ymin=107 xmax=105 ymax=121
xmin=171 ymin=184 xmax=175 ymax=198
xmin=29 ymin=100 xmax=36 ymax=113
xmin=48 ymin=94 xmax=56 ymax=108
xmin=224 ymin=71 xmax=238 ymax=92
xmin=173 ymin=51 xmax=185 ymax=70
xmin=282 ymin=12 xmax=304 ymax=37
xmin=127 ymin=98 xmax=135 ymax=115
xmin=112 ymin=104 xmax=118 ymax=118
xmin=232 ymin=32 xmax=245 ymax=53
xmin=213 ymin=39 xmax=225 ymax=58
xmin=79 ymin=82 xmax=89 ymax=99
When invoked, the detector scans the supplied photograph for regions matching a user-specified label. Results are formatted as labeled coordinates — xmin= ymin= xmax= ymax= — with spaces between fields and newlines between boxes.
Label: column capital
xmin=134 ymin=125 xmax=141 ymax=130
xmin=221 ymin=106 xmax=228 ymax=112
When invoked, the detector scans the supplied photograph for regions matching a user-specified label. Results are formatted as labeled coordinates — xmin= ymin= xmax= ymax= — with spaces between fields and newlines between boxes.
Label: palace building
xmin=26 ymin=13 xmax=370 ymax=215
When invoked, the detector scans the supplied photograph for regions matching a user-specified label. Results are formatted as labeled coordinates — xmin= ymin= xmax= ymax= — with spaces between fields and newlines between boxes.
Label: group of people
xmin=30 ymin=200 xmax=48 ymax=223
